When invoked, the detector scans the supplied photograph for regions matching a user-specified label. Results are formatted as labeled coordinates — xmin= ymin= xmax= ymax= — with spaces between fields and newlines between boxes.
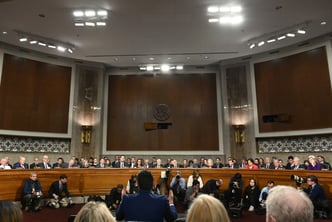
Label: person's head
xmin=42 ymin=155 xmax=49 ymax=163
xmin=74 ymin=201 xmax=115 ymax=222
xmin=192 ymin=179 xmax=200 ymax=187
xmin=293 ymin=156 xmax=300 ymax=165
xmin=287 ymin=155 xmax=294 ymax=163
xmin=266 ymin=185 xmax=313 ymax=222
xmin=59 ymin=174 xmax=68 ymax=184
xmin=267 ymin=180 xmax=274 ymax=189
xmin=30 ymin=172 xmax=38 ymax=181
xmin=137 ymin=170 xmax=153 ymax=190
xmin=216 ymin=179 xmax=223 ymax=187
xmin=249 ymin=178 xmax=257 ymax=187
xmin=0 ymin=201 xmax=22 ymax=222
xmin=247 ymin=158 xmax=254 ymax=165
xmin=306 ymin=175 xmax=318 ymax=186
xmin=192 ymin=169 xmax=200 ymax=179
xmin=308 ymin=155 xmax=316 ymax=164
xmin=187 ymin=194 xmax=230 ymax=222
xmin=116 ymin=184 xmax=124 ymax=193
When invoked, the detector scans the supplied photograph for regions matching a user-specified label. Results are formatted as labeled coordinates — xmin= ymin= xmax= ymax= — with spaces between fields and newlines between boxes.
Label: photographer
xmin=170 ymin=171 xmax=186 ymax=202
xmin=303 ymin=175 xmax=331 ymax=218
xmin=22 ymin=172 xmax=43 ymax=212
xmin=187 ymin=169 xmax=203 ymax=189
xmin=224 ymin=173 xmax=243 ymax=208
xmin=126 ymin=174 xmax=139 ymax=194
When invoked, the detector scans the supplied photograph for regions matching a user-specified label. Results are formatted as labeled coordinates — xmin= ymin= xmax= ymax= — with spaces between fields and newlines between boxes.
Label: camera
xmin=290 ymin=174 xmax=306 ymax=186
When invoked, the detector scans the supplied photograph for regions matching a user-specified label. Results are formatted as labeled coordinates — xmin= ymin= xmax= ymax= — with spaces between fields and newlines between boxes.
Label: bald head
xmin=266 ymin=185 xmax=313 ymax=222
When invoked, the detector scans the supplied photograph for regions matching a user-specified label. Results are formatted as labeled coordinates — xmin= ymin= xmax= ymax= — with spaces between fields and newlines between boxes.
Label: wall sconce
xmin=81 ymin=125 xmax=92 ymax=144
xmin=233 ymin=124 xmax=245 ymax=145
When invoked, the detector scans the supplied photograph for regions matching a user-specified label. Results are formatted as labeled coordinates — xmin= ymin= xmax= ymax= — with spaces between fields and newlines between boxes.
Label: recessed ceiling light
xmin=85 ymin=22 xmax=95 ymax=27
xmin=320 ymin=21 xmax=327 ymax=25
xmin=277 ymin=35 xmax=286 ymax=40
xmin=146 ymin=66 xmax=154 ymax=71
xmin=29 ymin=40 xmax=38 ymax=44
xmin=161 ymin=64 xmax=170 ymax=72
xmin=208 ymin=18 xmax=219 ymax=23
xmin=96 ymin=22 xmax=106 ymax=26
xmin=85 ymin=10 xmax=96 ymax=17
xmin=2 ymin=31 xmax=7 ymax=34
xmin=267 ymin=38 xmax=276 ymax=43
xmin=207 ymin=6 xmax=219 ymax=13
xmin=97 ymin=10 xmax=108 ymax=16
xmin=74 ymin=23 xmax=85 ymax=27
xmin=297 ymin=29 xmax=306 ymax=34
xmin=258 ymin=41 xmax=265 ymax=46
xmin=132 ymin=57 xmax=136 ymax=61
xmin=249 ymin=43 xmax=255 ymax=49
xmin=48 ymin=44 xmax=56 ymax=49
xmin=149 ymin=57 xmax=154 ymax=61
xmin=73 ymin=11 xmax=84 ymax=17
xmin=19 ymin=37 xmax=28 ymax=42
xmin=38 ymin=42 xmax=46 ymax=46
xmin=286 ymin=33 xmax=295 ymax=37
xmin=176 ymin=65 xmax=184 ymax=70
xmin=67 ymin=48 xmax=73 ymax=54
xmin=57 ymin=46 xmax=66 ymax=52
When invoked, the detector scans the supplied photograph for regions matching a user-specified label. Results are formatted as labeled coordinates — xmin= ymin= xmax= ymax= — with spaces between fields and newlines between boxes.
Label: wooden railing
xmin=1 ymin=168 xmax=331 ymax=204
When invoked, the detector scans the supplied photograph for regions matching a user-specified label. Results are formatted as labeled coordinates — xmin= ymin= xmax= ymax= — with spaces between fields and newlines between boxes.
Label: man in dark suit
xmin=212 ymin=157 xmax=224 ymax=168
xmin=114 ymin=155 xmax=129 ymax=168
xmin=38 ymin=155 xmax=52 ymax=169
xmin=22 ymin=172 xmax=43 ymax=212
xmin=30 ymin=157 xmax=40 ymax=169
xmin=304 ymin=175 xmax=331 ymax=218
xmin=116 ymin=170 xmax=177 ymax=222
xmin=290 ymin=156 xmax=305 ymax=170
xmin=13 ymin=156 xmax=29 ymax=169
xmin=48 ymin=174 xmax=73 ymax=208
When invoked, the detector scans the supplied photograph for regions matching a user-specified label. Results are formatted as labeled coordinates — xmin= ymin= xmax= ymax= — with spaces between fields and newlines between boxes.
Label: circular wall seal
xmin=153 ymin=104 xmax=170 ymax=121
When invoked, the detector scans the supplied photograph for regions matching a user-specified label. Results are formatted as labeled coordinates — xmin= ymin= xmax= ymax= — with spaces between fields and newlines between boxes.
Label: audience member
xmin=74 ymin=201 xmax=116 ymax=222
xmin=187 ymin=169 xmax=203 ymax=189
xmin=116 ymin=170 xmax=177 ymax=222
xmin=186 ymin=194 xmax=230 ymax=222
xmin=266 ymin=185 xmax=313 ymax=222
xmin=48 ymin=174 xmax=73 ymax=208
xmin=22 ymin=172 xmax=43 ymax=212
xmin=0 ymin=201 xmax=22 ymax=222
xmin=242 ymin=178 xmax=260 ymax=211
xmin=52 ymin=157 xmax=65 ymax=168
xmin=115 ymin=155 xmax=129 ymax=168
xmin=285 ymin=155 xmax=294 ymax=169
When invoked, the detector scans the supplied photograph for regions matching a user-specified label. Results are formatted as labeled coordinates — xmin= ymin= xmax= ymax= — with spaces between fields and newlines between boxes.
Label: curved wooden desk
xmin=1 ymin=168 xmax=331 ymax=204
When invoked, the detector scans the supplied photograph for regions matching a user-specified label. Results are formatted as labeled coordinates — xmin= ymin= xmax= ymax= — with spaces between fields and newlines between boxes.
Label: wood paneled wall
xmin=0 ymin=54 xmax=72 ymax=133
xmin=107 ymin=74 xmax=219 ymax=151
xmin=254 ymin=46 xmax=332 ymax=133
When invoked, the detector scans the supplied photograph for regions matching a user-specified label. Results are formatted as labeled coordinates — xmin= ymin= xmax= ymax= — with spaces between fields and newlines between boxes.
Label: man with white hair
xmin=266 ymin=185 xmax=313 ymax=222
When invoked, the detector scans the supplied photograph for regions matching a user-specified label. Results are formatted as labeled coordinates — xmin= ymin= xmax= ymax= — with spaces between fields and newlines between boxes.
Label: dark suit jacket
xmin=114 ymin=161 xmax=129 ymax=168
xmin=116 ymin=190 xmax=177 ymax=222
xmin=291 ymin=164 xmax=305 ymax=170
xmin=38 ymin=162 xmax=52 ymax=169
xmin=23 ymin=179 xmax=43 ymax=195
xmin=13 ymin=162 xmax=29 ymax=169
xmin=29 ymin=163 xmax=40 ymax=169
xmin=212 ymin=163 xmax=224 ymax=168
xmin=48 ymin=180 xmax=71 ymax=199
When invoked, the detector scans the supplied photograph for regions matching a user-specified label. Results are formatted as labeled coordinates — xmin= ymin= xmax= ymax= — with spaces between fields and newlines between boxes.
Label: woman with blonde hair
xmin=186 ymin=194 xmax=230 ymax=222
xmin=74 ymin=201 xmax=116 ymax=222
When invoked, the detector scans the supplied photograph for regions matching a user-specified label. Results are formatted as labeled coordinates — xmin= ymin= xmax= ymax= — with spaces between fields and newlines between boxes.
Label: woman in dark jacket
xmin=243 ymin=178 xmax=260 ymax=211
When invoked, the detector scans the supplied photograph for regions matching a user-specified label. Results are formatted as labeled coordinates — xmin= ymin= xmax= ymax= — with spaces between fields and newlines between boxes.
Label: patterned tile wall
xmin=257 ymin=134 xmax=332 ymax=153
xmin=0 ymin=135 xmax=70 ymax=153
